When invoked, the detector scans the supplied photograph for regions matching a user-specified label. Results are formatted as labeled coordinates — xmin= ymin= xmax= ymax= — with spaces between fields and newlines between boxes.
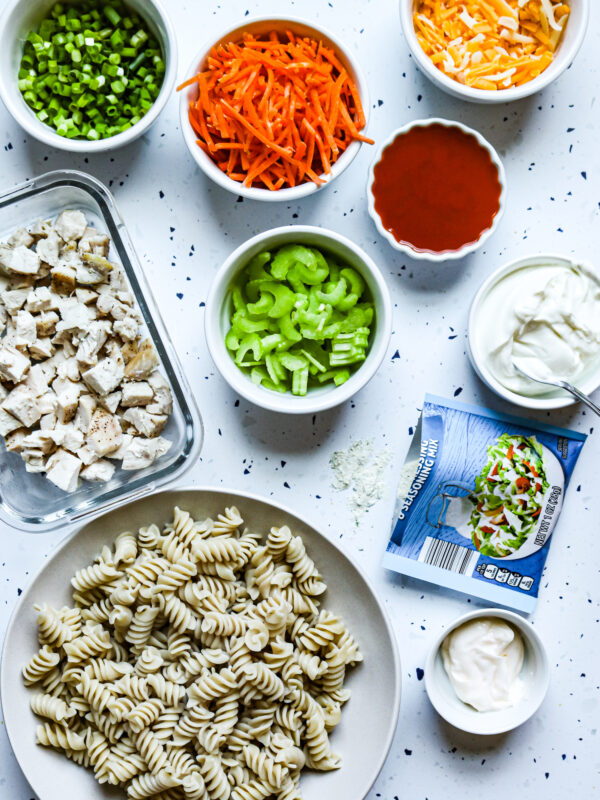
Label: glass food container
xmin=0 ymin=170 xmax=203 ymax=532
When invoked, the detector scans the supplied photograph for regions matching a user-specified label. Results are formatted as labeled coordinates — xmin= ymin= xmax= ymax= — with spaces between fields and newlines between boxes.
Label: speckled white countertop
xmin=1 ymin=1 xmax=599 ymax=798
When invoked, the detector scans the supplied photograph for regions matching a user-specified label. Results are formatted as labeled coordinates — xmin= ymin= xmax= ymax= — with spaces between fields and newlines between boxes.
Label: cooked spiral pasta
xmin=22 ymin=505 xmax=359 ymax=799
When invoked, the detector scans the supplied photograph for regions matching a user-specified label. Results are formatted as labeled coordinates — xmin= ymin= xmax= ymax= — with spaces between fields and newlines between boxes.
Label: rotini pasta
xmin=22 ymin=505 xmax=360 ymax=799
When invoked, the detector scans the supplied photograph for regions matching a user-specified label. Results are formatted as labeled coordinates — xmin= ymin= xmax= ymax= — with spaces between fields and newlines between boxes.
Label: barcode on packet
xmin=418 ymin=536 xmax=479 ymax=576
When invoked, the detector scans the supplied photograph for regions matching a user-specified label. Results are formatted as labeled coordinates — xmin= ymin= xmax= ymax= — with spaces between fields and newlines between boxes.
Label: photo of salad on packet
xmin=383 ymin=395 xmax=586 ymax=612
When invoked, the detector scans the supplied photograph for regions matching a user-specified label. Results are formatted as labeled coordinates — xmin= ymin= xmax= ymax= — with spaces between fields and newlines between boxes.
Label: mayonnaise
xmin=441 ymin=617 xmax=524 ymax=712
xmin=474 ymin=259 xmax=600 ymax=396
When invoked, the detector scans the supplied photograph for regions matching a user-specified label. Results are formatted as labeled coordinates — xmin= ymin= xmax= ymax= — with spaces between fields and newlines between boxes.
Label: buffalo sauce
xmin=372 ymin=124 xmax=502 ymax=254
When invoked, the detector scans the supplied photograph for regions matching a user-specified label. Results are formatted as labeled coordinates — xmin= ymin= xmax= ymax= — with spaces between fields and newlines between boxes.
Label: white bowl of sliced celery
xmin=205 ymin=226 xmax=392 ymax=414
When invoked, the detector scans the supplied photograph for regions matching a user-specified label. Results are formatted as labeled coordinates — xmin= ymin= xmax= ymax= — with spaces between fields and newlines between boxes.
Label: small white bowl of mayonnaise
xmin=425 ymin=608 xmax=550 ymax=735
xmin=468 ymin=254 xmax=600 ymax=410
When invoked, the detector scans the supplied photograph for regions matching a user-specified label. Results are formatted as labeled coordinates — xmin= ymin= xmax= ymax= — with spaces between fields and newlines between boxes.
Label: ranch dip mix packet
xmin=383 ymin=394 xmax=586 ymax=612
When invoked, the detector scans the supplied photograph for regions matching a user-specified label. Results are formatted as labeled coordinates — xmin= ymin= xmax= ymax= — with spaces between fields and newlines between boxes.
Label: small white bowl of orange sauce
xmin=367 ymin=118 xmax=506 ymax=262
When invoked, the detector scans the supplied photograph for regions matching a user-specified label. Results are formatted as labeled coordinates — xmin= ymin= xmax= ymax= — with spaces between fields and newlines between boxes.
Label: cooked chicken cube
xmin=121 ymin=436 xmax=172 ymax=470
xmin=124 ymin=344 xmax=159 ymax=380
xmin=81 ymin=459 xmax=115 ymax=483
xmin=35 ymin=231 xmax=61 ymax=268
xmin=22 ymin=430 xmax=56 ymax=455
xmin=78 ymin=227 xmax=110 ymax=257
xmin=107 ymin=432 xmax=133 ymax=460
xmin=82 ymin=356 xmax=124 ymax=396
xmin=25 ymin=364 xmax=50 ymax=397
xmin=3 ymin=244 xmax=40 ymax=275
xmin=75 ymin=288 xmax=98 ymax=305
xmin=96 ymin=293 xmax=129 ymax=320
xmin=122 ymin=407 xmax=167 ymax=438
xmin=147 ymin=372 xmax=173 ymax=415
xmin=55 ymin=210 xmax=87 ymax=242
xmin=29 ymin=338 xmax=55 ymax=361
xmin=0 ymin=344 xmax=30 ymax=382
xmin=77 ymin=444 xmax=100 ymax=465
xmin=39 ymin=388 xmax=58 ymax=412
xmin=51 ymin=263 xmax=76 ymax=294
xmin=5 ymin=427 xmax=27 ymax=452
xmin=121 ymin=381 xmax=153 ymax=407
xmin=0 ymin=408 xmax=21 ymax=436
xmin=113 ymin=315 xmax=139 ymax=341
xmin=76 ymin=320 xmax=111 ymax=367
xmin=45 ymin=448 xmax=82 ymax=492
xmin=56 ymin=356 xmax=80 ymax=382
xmin=24 ymin=454 xmax=47 ymax=473
xmin=87 ymin=408 xmax=122 ymax=456
xmin=16 ymin=309 xmax=37 ymax=347
xmin=0 ymin=382 xmax=8 ymax=402
xmin=26 ymin=286 xmax=57 ymax=313
xmin=1 ymin=288 xmax=30 ymax=314
xmin=55 ymin=380 xmax=82 ymax=424
xmin=2 ymin=385 xmax=42 ymax=428
xmin=74 ymin=395 xmax=96 ymax=433
xmin=39 ymin=412 xmax=56 ymax=430
xmin=56 ymin=297 xmax=92 ymax=335
xmin=50 ymin=423 xmax=84 ymax=452
xmin=99 ymin=390 xmax=121 ymax=414
xmin=36 ymin=310 xmax=59 ymax=337
xmin=8 ymin=228 xmax=34 ymax=248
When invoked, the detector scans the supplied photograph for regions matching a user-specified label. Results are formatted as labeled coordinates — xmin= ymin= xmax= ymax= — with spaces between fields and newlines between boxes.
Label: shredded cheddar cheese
xmin=414 ymin=0 xmax=570 ymax=90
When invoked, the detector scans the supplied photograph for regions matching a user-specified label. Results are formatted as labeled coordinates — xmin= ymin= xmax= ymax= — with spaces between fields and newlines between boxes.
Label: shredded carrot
xmin=177 ymin=31 xmax=373 ymax=191
xmin=414 ymin=0 xmax=570 ymax=90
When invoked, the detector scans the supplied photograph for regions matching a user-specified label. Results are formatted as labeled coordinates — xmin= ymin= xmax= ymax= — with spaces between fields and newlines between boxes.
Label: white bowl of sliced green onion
xmin=206 ymin=226 xmax=392 ymax=414
xmin=0 ymin=0 xmax=176 ymax=151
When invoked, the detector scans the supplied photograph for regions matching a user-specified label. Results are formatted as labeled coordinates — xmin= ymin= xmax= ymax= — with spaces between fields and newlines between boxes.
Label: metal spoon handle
xmin=559 ymin=381 xmax=600 ymax=417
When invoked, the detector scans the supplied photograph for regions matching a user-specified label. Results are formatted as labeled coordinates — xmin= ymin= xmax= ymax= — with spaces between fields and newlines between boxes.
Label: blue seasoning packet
xmin=383 ymin=394 xmax=586 ymax=612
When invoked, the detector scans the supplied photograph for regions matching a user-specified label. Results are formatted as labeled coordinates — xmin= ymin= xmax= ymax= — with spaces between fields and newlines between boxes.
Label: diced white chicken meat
xmin=121 ymin=436 xmax=172 ymax=470
xmin=54 ymin=210 xmax=87 ymax=242
xmin=0 ymin=210 xmax=174 ymax=493
xmin=78 ymin=227 xmax=110 ymax=257
xmin=35 ymin=231 xmax=62 ymax=267
xmin=147 ymin=371 xmax=173 ymax=415
xmin=76 ymin=320 xmax=111 ymax=366
xmin=121 ymin=381 xmax=153 ymax=407
xmin=122 ymin=408 xmax=168 ymax=438
xmin=82 ymin=355 xmax=124 ymax=396
xmin=1 ymin=245 xmax=40 ymax=275
xmin=80 ymin=459 xmax=115 ymax=482
xmin=45 ymin=448 xmax=82 ymax=492
xmin=87 ymin=408 xmax=122 ymax=456
xmin=8 ymin=228 xmax=34 ymax=248
xmin=0 ymin=408 xmax=21 ymax=436
xmin=0 ymin=344 xmax=30 ymax=382
xmin=2 ymin=385 xmax=42 ymax=428
xmin=74 ymin=395 xmax=96 ymax=433
xmin=1 ymin=288 xmax=30 ymax=314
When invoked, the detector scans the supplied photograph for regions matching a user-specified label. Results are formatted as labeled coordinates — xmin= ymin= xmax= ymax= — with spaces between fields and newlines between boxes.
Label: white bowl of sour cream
xmin=425 ymin=608 xmax=550 ymax=735
xmin=468 ymin=254 xmax=600 ymax=410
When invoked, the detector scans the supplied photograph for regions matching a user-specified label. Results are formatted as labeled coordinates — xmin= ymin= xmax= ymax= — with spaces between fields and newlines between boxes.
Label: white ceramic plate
xmin=1 ymin=487 xmax=401 ymax=800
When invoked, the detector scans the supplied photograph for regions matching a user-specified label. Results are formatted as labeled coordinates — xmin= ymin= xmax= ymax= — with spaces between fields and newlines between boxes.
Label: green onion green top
xmin=18 ymin=1 xmax=165 ymax=141
xmin=225 ymin=244 xmax=375 ymax=396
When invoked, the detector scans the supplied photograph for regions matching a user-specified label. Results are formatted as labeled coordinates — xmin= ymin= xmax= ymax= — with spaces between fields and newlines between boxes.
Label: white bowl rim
xmin=1 ymin=483 xmax=402 ymax=800
xmin=399 ymin=0 xmax=590 ymax=104
xmin=468 ymin=252 xmax=600 ymax=410
xmin=0 ymin=0 xmax=178 ymax=152
xmin=366 ymin=118 xmax=506 ymax=262
xmin=424 ymin=606 xmax=550 ymax=735
xmin=205 ymin=225 xmax=392 ymax=414
xmin=178 ymin=14 xmax=370 ymax=202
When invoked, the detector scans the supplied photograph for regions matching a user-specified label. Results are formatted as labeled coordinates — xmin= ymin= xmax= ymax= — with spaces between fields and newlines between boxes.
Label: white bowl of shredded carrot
xmin=177 ymin=16 xmax=372 ymax=200
xmin=400 ymin=0 xmax=589 ymax=103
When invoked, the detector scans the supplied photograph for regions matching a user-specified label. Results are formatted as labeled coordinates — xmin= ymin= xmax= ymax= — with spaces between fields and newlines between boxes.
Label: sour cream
xmin=474 ymin=258 xmax=600 ymax=397
xmin=441 ymin=617 xmax=524 ymax=712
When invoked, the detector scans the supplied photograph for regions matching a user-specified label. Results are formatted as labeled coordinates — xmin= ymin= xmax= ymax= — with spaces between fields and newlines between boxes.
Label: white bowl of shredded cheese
xmin=400 ymin=0 xmax=590 ymax=103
